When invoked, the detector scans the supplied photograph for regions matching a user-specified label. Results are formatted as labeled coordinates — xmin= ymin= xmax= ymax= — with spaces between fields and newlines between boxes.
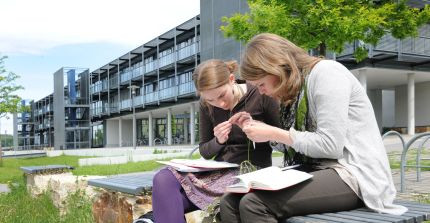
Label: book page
xmin=228 ymin=166 xmax=313 ymax=192
xmin=169 ymin=159 xmax=239 ymax=169
xmin=156 ymin=161 xmax=218 ymax=172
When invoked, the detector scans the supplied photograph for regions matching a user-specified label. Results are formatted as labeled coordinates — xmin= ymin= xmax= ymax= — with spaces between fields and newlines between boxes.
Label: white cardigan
xmin=289 ymin=60 xmax=407 ymax=215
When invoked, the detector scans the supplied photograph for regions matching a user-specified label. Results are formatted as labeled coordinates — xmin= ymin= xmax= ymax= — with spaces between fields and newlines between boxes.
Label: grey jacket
xmin=290 ymin=60 xmax=407 ymax=215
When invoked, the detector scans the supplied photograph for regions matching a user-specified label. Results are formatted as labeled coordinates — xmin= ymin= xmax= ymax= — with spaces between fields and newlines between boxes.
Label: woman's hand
xmin=243 ymin=121 xmax=293 ymax=145
xmin=213 ymin=121 xmax=232 ymax=144
xmin=229 ymin=111 xmax=253 ymax=129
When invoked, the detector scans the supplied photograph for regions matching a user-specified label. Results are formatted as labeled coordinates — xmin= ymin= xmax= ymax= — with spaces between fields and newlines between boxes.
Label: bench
xmin=88 ymin=171 xmax=430 ymax=223
xmin=20 ymin=165 xmax=74 ymax=174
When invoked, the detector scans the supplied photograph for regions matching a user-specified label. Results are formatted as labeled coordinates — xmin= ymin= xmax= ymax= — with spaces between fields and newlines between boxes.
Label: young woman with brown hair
xmin=148 ymin=59 xmax=279 ymax=223
xmin=221 ymin=33 xmax=407 ymax=223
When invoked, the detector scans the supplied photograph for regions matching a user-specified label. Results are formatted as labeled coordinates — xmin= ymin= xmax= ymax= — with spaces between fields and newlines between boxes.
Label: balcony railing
xmin=65 ymin=120 xmax=90 ymax=128
xmin=120 ymin=69 xmax=132 ymax=83
xmin=120 ymin=99 xmax=131 ymax=109
xmin=338 ymin=25 xmax=430 ymax=58
xmin=159 ymin=53 xmax=175 ymax=68
xmin=178 ymin=81 xmax=196 ymax=95
xmin=177 ymin=41 xmax=199 ymax=61
xmin=110 ymin=76 xmax=119 ymax=88
xmin=145 ymin=91 xmax=158 ymax=104
xmin=132 ymin=66 xmax=144 ymax=78
xmin=133 ymin=95 xmax=143 ymax=106
xmin=145 ymin=61 xmax=157 ymax=73
xmin=159 ymin=87 xmax=177 ymax=100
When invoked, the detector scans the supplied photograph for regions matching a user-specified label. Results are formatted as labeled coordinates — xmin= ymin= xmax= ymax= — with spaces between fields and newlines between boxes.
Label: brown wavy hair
xmin=240 ymin=33 xmax=322 ymax=105
xmin=193 ymin=59 xmax=238 ymax=93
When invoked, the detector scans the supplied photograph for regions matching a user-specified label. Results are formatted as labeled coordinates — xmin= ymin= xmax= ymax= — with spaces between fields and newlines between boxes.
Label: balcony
xmin=159 ymin=87 xmax=177 ymax=100
xmin=337 ymin=25 xmax=430 ymax=64
xmin=178 ymin=81 xmax=196 ymax=95
xmin=120 ymin=69 xmax=132 ymax=83
xmin=65 ymin=120 xmax=90 ymax=128
xmin=145 ymin=91 xmax=158 ymax=104
xmin=177 ymin=41 xmax=199 ymax=61
xmin=132 ymin=65 xmax=144 ymax=79
xmin=120 ymin=99 xmax=131 ymax=110
xmin=159 ymin=53 xmax=174 ymax=68
xmin=145 ymin=61 xmax=157 ymax=74
xmin=133 ymin=95 xmax=143 ymax=106
xmin=110 ymin=76 xmax=119 ymax=88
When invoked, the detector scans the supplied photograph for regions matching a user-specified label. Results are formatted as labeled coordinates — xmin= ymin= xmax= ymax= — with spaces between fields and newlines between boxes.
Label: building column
xmin=184 ymin=117 xmax=189 ymax=144
xmin=358 ymin=69 xmax=367 ymax=92
xmin=148 ymin=112 xmax=154 ymax=147
xmin=190 ymin=103 xmax=195 ymax=145
xmin=119 ymin=118 xmax=122 ymax=147
xmin=167 ymin=108 xmax=172 ymax=145
xmin=13 ymin=113 xmax=18 ymax=151
xmin=407 ymin=73 xmax=415 ymax=135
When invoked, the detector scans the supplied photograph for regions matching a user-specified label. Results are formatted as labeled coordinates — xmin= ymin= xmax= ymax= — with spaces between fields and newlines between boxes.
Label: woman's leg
xmin=221 ymin=169 xmax=363 ymax=223
xmin=152 ymin=169 xmax=198 ymax=223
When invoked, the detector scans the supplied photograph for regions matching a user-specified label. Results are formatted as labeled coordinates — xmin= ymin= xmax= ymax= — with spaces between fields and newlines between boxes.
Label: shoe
xmin=133 ymin=211 xmax=155 ymax=223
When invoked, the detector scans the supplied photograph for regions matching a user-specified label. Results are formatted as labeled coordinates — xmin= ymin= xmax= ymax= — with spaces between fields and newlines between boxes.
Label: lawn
xmin=0 ymin=154 xmax=199 ymax=223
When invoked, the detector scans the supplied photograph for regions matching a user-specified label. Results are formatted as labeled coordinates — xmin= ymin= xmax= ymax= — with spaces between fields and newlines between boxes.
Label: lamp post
xmin=129 ymin=85 xmax=140 ymax=150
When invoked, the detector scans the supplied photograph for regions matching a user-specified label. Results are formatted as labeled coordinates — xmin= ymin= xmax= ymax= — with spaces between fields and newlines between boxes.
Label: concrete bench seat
xmin=88 ymin=172 xmax=430 ymax=223
xmin=88 ymin=171 xmax=155 ymax=195
xmin=20 ymin=165 xmax=74 ymax=174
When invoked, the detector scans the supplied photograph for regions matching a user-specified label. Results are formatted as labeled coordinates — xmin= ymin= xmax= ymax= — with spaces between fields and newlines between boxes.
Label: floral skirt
xmin=166 ymin=167 xmax=239 ymax=210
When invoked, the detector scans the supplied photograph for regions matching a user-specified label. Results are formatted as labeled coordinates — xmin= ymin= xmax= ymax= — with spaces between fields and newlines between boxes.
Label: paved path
xmin=393 ymin=170 xmax=430 ymax=201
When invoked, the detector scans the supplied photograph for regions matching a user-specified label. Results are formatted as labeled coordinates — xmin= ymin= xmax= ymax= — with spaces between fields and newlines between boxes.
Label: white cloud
xmin=0 ymin=0 xmax=200 ymax=55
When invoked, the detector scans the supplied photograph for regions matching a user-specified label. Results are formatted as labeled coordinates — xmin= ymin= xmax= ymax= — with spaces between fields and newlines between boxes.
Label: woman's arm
xmin=198 ymin=103 xmax=227 ymax=159
xmin=290 ymin=62 xmax=352 ymax=159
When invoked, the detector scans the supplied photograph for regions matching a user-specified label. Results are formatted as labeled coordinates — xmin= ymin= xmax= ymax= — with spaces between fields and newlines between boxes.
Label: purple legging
xmin=152 ymin=168 xmax=198 ymax=223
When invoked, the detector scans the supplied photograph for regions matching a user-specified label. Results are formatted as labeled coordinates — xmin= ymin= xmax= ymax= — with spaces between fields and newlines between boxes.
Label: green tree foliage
xmin=221 ymin=0 xmax=430 ymax=61
xmin=0 ymin=55 xmax=24 ymax=117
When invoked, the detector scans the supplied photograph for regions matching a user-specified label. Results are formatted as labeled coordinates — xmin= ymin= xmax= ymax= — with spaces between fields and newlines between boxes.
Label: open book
xmin=157 ymin=159 xmax=239 ymax=173
xmin=226 ymin=166 xmax=313 ymax=193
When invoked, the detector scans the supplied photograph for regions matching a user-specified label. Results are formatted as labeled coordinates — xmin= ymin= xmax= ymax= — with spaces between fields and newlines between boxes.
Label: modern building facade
xmin=13 ymin=0 xmax=430 ymax=150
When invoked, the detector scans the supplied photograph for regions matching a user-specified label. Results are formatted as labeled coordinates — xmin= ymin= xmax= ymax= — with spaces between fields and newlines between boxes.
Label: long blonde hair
xmin=240 ymin=33 xmax=321 ymax=105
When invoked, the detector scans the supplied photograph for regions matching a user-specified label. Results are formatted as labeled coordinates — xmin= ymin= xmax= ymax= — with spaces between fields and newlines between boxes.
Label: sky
xmin=0 ymin=0 xmax=200 ymax=134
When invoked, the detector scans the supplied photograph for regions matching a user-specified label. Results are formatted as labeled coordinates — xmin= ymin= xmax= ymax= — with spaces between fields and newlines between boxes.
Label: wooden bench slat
xmin=286 ymin=216 xmax=331 ymax=223
xmin=338 ymin=211 xmax=406 ymax=223
xmin=351 ymin=210 xmax=413 ymax=223
xmin=323 ymin=213 xmax=392 ymax=223
xmin=307 ymin=214 xmax=363 ymax=223
xmin=357 ymin=208 xmax=426 ymax=223
xmin=395 ymin=202 xmax=430 ymax=211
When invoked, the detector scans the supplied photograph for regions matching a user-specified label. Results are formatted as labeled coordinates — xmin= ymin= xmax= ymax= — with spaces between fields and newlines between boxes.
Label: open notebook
xmin=157 ymin=159 xmax=239 ymax=173
xmin=226 ymin=166 xmax=313 ymax=193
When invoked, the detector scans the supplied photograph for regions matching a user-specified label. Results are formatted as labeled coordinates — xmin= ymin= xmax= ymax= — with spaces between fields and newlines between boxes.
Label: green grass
xmin=388 ymin=149 xmax=430 ymax=171
xmin=0 ymin=154 xmax=201 ymax=183
xmin=272 ymin=151 xmax=283 ymax=157
xmin=0 ymin=154 xmax=201 ymax=223
xmin=0 ymin=156 xmax=83 ymax=183
xmin=0 ymin=181 xmax=93 ymax=223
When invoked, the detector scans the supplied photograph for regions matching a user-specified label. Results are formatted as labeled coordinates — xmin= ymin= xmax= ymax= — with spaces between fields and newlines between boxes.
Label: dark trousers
xmin=220 ymin=169 xmax=364 ymax=223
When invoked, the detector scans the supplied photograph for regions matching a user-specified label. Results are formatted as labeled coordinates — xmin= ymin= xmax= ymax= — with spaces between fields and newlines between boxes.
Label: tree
xmin=0 ymin=55 xmax=24 ymax=167
xmin=221 ymin=0 xmax=430 ymax=61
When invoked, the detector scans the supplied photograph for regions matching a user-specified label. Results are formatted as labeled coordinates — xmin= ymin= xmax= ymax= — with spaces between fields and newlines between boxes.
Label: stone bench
xmin=20 ymin=165 xmax=74 ymax=174
xmin=89 ymin=172 xmax=430 ymax=223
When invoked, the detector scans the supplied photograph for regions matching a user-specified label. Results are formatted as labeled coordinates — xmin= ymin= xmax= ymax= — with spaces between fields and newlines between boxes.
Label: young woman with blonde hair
xmin=221 ymin=33 xmax=407 ymax=222
xmin=147 ymin=59 xmax=279 ymax=223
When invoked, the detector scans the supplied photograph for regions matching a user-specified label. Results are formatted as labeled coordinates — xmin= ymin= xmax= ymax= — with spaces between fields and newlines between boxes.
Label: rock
xmin=25 ymin=172 xmax=105 ymax=214
xmin=92 ymin=191 xmax=140 ymax=223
